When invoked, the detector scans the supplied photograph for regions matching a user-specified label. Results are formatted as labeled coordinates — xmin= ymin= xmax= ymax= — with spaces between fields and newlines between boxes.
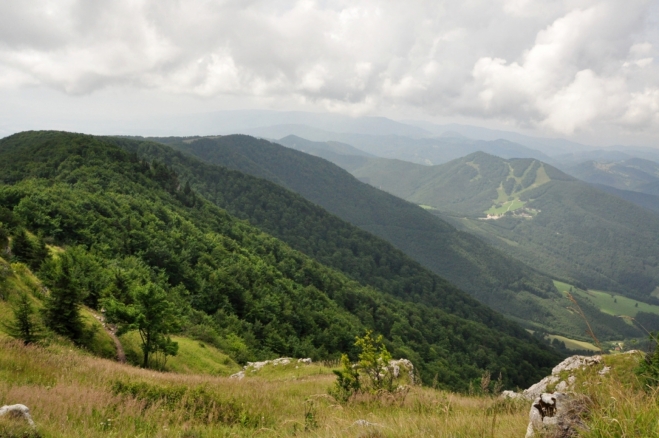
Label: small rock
xmin=297 ymin=358 xmax=312 ymax=364
xmin=598 ymin=366 xmax=611 ymax=375
xmin=0 ymin=404 xmax=35 ymax=428
xmin=229 ymin=371 xmax=245 ymax=380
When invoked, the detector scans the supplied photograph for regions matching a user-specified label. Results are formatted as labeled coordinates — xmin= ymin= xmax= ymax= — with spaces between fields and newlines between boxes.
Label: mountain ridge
xmin=0 ymin=130 xmax=563 ymax=389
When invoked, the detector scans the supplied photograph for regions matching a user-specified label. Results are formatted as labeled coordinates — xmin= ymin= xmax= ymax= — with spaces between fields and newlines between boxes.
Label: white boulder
xmin=0 ymin=404 xmax=35 ymax=427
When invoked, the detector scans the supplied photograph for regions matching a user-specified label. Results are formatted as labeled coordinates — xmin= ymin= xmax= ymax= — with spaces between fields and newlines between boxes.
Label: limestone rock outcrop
xmin=389 ymin=358 xmax=416 ymax=385
xmin=502 ymin=354 xmax=614 ymax=437
xmin=525 ymin=392 xmax=586 ymax=438
xmin=229 ymin=357 xmax=313 ymax=379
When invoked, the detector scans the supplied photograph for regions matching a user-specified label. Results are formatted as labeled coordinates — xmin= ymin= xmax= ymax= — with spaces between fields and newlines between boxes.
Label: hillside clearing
xmin=485 ymin=199 xmax=525 ymax=215
xmin=545 ymin=334 xmax=599 ymax=352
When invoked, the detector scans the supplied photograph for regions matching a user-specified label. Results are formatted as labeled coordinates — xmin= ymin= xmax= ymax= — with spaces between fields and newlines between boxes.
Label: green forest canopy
xmin=0 ymin=130 xmax=561 ymax=391
xmin=131 ymin=134 xmax=641 ymax=341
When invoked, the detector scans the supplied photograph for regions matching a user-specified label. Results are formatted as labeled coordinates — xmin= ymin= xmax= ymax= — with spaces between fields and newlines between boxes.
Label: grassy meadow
xmin=119 ymin=332 xmax=241 ymax=376
xmin=1 ymin=335 xmax=655 ymax=437
xmin=578 ymin=290 xmax=659 ymax=319
xmin=568 ymin=351 xmax=659 ymax=437
xmin=0 ymin=257 xmax=533 ymax=437
xmin=0 ymin=338 xmax=534 ymax=438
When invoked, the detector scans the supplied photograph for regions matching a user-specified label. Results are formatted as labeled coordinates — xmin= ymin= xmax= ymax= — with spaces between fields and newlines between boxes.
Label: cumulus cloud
xmin=469 ymin=1 xmax=659 ymax=134
xmin=0 ymin=0 xmax=657 ymax=136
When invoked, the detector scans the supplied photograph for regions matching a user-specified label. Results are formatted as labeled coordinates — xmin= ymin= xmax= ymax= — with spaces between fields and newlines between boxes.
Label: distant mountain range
xmin=552 ymin=148 xmax=659 ymax=168
xmin=401 ymin=120 xmax=593 ymax=156
xmin=560 ymin=158 xmax=659 ymax=195
xmin=276 ymin=133 xmax=550 ymax=165
xmin=591 ymin=184 xmax=659 ymax=215
xmin=102 ymin=108 xmax=659 ymax=183
xmin=303 ymin=148 xmax=659 ymax=302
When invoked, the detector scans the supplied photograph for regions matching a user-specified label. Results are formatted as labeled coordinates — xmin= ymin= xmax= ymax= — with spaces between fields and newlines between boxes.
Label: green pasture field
xmin=545 ymin=334 xmax=599 ymax=352
xmin=485 ymin=199 xmax=525 ymax=215
xmin=554 ymin=280 xmax=659 ymax=319
xmin=580 ymin=289 xmax=659 ymax=318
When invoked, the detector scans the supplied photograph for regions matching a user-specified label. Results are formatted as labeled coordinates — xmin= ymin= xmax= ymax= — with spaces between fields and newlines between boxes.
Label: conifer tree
xmin=42 ymin=254 xmax=85 ymax=341
xmin=10 ymin=229 xmax=48 ymax=270
xmin=0 ymin=223 xmax=8 ymax=253
xmin=30 ymin=233 xmax=49 ymax=269
xmin=11 ymin=228 xmax=33 ymax=264
xmin=3 ymin=291 xmax=43 ymax=345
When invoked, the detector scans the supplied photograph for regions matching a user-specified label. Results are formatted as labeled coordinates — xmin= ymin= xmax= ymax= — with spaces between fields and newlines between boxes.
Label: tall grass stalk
xmin=567 ymin=292 xmax=603 ymax=354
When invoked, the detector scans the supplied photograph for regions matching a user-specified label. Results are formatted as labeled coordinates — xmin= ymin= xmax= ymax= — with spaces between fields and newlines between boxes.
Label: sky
xmin=1 ymin=0 xmax=658 ymax=147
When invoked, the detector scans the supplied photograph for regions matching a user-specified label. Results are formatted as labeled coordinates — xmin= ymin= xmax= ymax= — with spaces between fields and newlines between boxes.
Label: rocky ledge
xmin=503 ymin=352 xmax=638 ymax=438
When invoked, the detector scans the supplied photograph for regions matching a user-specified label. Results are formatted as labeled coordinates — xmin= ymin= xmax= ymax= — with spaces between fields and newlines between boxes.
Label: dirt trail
xmin=91 ymin=311 xmax=126 ymax=363
xmin=107 ymin=328 xmax=126 ymax=363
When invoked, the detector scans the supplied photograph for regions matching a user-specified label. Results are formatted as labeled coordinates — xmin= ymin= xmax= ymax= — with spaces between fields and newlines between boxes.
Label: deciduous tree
xmin=106 ymin=283 xmax=179 ymax=368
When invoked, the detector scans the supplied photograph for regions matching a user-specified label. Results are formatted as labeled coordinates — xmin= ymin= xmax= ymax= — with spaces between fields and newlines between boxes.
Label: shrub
xmin=356 ymin=331 xmax=396 ymax=394
xmin=329 ymin=331 xmax=412 ymax=403
xmin=329 ymin=354 xmax=361 ymax=403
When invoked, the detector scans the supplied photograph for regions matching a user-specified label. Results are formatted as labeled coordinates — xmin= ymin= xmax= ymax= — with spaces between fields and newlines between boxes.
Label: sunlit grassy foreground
xmin=0 ymin=338 xmax=533 ymax=437
xmin=575 ymin=352 xmax=659 ymax=438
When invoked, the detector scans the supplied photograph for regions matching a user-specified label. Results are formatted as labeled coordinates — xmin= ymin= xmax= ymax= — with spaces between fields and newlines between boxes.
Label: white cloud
xmin=469 ymin=1 xmax=659 ymax=134
xmin=0 ymin=0 xmax=657 ymax=139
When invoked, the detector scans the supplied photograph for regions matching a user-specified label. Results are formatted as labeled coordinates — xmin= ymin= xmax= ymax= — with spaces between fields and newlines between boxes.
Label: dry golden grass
xmin=0 ymin=339 xmax=531 ymax=437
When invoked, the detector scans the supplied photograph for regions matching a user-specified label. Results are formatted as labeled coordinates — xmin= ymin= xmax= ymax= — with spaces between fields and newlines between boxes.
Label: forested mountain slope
xmin=563 ymin=158 xmax=659 ymax=194
xmin=0 ymin=130 xmax=561 ymax=390
xmin=342 ymin=151 xmax=659 ymax=301
xmin=590 ymin=184 xmax=659 ymax=215
xmin=147 ymin=136 xmax=554 ymax=298
xmin=132 ymin=134 xmax=641 ymax=340
xmin=108 ymin=138 xmax=485 ymax=314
